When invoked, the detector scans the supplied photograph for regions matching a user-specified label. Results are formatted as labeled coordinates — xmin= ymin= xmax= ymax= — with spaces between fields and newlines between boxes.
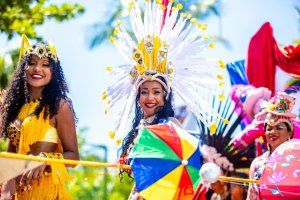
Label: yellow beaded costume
xmin=7 ymin=99 xmax=72 ymax=200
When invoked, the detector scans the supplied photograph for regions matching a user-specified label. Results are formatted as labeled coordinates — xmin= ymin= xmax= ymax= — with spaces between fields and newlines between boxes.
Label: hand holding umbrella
xmin=128 ymin=121 xmax=202 ymax=200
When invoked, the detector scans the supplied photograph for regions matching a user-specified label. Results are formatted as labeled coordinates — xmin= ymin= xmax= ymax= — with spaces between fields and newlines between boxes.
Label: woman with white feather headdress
xmin=103 ymin=0 xmax=227 ymax=198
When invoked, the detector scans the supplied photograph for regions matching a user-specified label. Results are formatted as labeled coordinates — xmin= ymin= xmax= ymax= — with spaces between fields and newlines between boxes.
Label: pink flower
xmin=260 ymin=183 xmax=268 ymax=190
xmin=293 ymin=169 xmax=300 ymax=178
xmin=265 ymin=152 xmax=280 ymax=170
xmin=268 ymin=171 xmax=288 ymax=184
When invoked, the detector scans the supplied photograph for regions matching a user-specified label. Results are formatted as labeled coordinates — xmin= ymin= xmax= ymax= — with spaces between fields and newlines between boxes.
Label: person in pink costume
xmin=230 ymin=85 xmax=300 ymax=156
xmin=247 ymin=92 xmax=298 ymax=199
xmin=230 ymin=84 xmax=271 ymax=151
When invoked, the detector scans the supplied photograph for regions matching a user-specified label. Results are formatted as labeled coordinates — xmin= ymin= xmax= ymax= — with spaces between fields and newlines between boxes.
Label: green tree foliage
xmin=68 ymin=128 xmax=133 ymax=200
xmin=0 ymin=0 xmax=85 ymax=89
xmin=89 ymin=1 xmax=123 ymax=48
xmin=0 ymin=49 xmax=19 ymax=89
xmin=89 ymin=0 xmax=225 ymax=48
xmin=179 ymin=0 xmax=222 ymax=18
xmin=0 ymin=139 xmax=8 ymax=152
xmin=0 ymin=0 xmax=85 ymax=40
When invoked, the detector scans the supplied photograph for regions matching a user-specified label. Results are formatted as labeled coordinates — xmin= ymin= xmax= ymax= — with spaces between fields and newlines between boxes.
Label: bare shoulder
xmin=57 ymin=98 xmax=74 ymax=114
xmin=54 ymin=98 xmax=76 ymax=124
xmin=54 ymin=98 xmax=76 ymax=138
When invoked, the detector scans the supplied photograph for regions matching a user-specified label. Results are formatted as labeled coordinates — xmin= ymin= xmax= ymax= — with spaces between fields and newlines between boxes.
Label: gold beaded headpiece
xmin=18 ymin=34 xmax=58 ymax=64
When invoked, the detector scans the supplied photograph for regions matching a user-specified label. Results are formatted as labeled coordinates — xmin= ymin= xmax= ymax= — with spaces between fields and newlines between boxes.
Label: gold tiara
xmin=18 ymin=34 xmax=58 ymax=63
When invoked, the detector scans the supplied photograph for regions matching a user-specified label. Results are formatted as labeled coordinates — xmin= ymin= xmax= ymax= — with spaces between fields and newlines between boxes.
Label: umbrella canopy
xmin=259 ymin=139 xmax=300 ymax=199
xmin=128 ymin=121 xmax=202 ymax=200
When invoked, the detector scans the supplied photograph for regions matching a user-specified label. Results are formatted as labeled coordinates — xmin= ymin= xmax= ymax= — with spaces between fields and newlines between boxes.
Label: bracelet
xmin=39 ymin=152 xmax=64 ymax=176
xmin=40 ymin=152 xmax=64 ymax=159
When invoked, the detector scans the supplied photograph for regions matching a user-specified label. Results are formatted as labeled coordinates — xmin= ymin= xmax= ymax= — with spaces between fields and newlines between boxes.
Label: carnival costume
xmin=229 ymin=85 xmax=271 ymax=152
xmin=5 ymin=35 xmax=72 ymax=200
xmin=247 ymin=92 xmax=297 ymax=200
xmin=194 ymin=96 xmax=255 ymax=199
xmin=198 ymin=96 xmax=256 ymax=173
xmin=230 ymin=85 xmax=300 ymax=155
xmin=104 ymin=0 xmax=227 ymax=145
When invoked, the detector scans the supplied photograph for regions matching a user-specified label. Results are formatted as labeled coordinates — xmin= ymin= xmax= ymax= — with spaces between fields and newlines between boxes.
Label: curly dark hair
xmin=118 ymin=76 xmax=175 ymax=180
xmin=1 ymin=47 xmax=76 ymax=138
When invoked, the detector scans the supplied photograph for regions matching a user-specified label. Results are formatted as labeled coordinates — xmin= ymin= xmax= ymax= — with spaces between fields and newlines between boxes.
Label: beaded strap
xmin=7 ymin=124 xmax=21 ymax=147
xmin=40 ymin=152 xmax=64 ymax=176
xmin=40 ymin=152 xmax=64 ymax=159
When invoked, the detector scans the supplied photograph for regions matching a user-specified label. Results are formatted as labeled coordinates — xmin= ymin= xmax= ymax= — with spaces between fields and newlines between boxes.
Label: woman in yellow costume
xmin=0 ymin=35 xmax=79 ymax=200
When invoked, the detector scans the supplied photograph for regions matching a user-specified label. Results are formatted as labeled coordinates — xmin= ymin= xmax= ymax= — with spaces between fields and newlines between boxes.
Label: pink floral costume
xmin=247 ymin=151 xmax=270 ymax=200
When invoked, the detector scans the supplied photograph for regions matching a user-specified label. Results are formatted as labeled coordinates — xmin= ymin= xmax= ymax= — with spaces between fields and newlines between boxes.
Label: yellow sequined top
xmin=7 ymin=99 xmax=72 ymax=200
xmin=7 ymin=100 xmax=59 ymax=151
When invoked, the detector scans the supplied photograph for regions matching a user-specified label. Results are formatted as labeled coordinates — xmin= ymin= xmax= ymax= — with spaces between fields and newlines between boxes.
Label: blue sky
xmin=1 ymin=0 xmax=299 ymax=161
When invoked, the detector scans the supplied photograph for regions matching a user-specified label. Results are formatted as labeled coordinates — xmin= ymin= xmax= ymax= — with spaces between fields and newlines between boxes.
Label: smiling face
xmin=265 ymin=122 xmax=293 ymax=151
xmin=139 ymin=80 xmax=165 ymax=118
xmin=25 ymin=55 xmax=52 ymax=90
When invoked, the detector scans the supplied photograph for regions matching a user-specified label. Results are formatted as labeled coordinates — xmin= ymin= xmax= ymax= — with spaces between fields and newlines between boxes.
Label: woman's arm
xmin=19 ymin=100 xmax=79 ymax=187
xmin=7 ymin=140 xmax=16 ymax=153
xmin=55 ymin=99 xmax=79 ymax=165
xmin=246 ymin=158 xmax=259 ymax=200
xmin=0 ymin=139 xmax=17 ymax=199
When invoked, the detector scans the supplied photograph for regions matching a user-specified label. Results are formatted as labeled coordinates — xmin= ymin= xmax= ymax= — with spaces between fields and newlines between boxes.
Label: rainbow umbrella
xmin=128 ymin=121 xmax=202 ymax=200
xmin=259 ymin=139 xmax=300 ymax=199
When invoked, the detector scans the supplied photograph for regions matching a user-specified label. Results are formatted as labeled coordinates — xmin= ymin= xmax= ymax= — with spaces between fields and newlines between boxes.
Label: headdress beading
xmin=104 ymin=0 xmax=227 ymax=144
xmin=18 ymin=34 xmax=58 ymax=63
xmin=265 ymin=92 xmax=297 ymax=132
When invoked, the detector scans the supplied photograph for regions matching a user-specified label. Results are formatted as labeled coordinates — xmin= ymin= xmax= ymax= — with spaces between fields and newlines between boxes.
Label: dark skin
xmin=6 ymin=100 xmax=79 ymax=187
xmin=3 ymin=56 xmax=79 ymax=193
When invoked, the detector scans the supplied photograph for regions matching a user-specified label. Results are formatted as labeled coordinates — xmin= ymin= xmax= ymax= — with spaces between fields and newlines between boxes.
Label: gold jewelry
xmin=19 ymin=34 xmax=58 ymax=63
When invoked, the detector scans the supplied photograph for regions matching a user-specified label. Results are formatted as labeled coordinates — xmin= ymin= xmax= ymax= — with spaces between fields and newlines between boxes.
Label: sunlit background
xmin=1 ymin=0 xmax=299 ymax=161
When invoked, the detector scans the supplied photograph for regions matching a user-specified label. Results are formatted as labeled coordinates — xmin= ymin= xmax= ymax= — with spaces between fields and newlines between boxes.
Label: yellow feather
xmin=47 ymin=40 xmax=58 ymax=58
xmin=18 ymin=34 xmax=31 ymax=63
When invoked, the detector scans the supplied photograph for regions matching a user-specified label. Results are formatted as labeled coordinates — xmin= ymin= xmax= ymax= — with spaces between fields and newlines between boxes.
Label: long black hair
xmin=118 ymin=76 xmax=174 ymax=179
xmin=1 ymin=44 xmax=76 ymax=137
xmin=120 ymin=77 xmax=174 ymax=158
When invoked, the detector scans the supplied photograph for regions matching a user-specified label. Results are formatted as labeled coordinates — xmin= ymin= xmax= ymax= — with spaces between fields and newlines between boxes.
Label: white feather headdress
xmin=103 ymin=0 xmax=227 ymax=145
